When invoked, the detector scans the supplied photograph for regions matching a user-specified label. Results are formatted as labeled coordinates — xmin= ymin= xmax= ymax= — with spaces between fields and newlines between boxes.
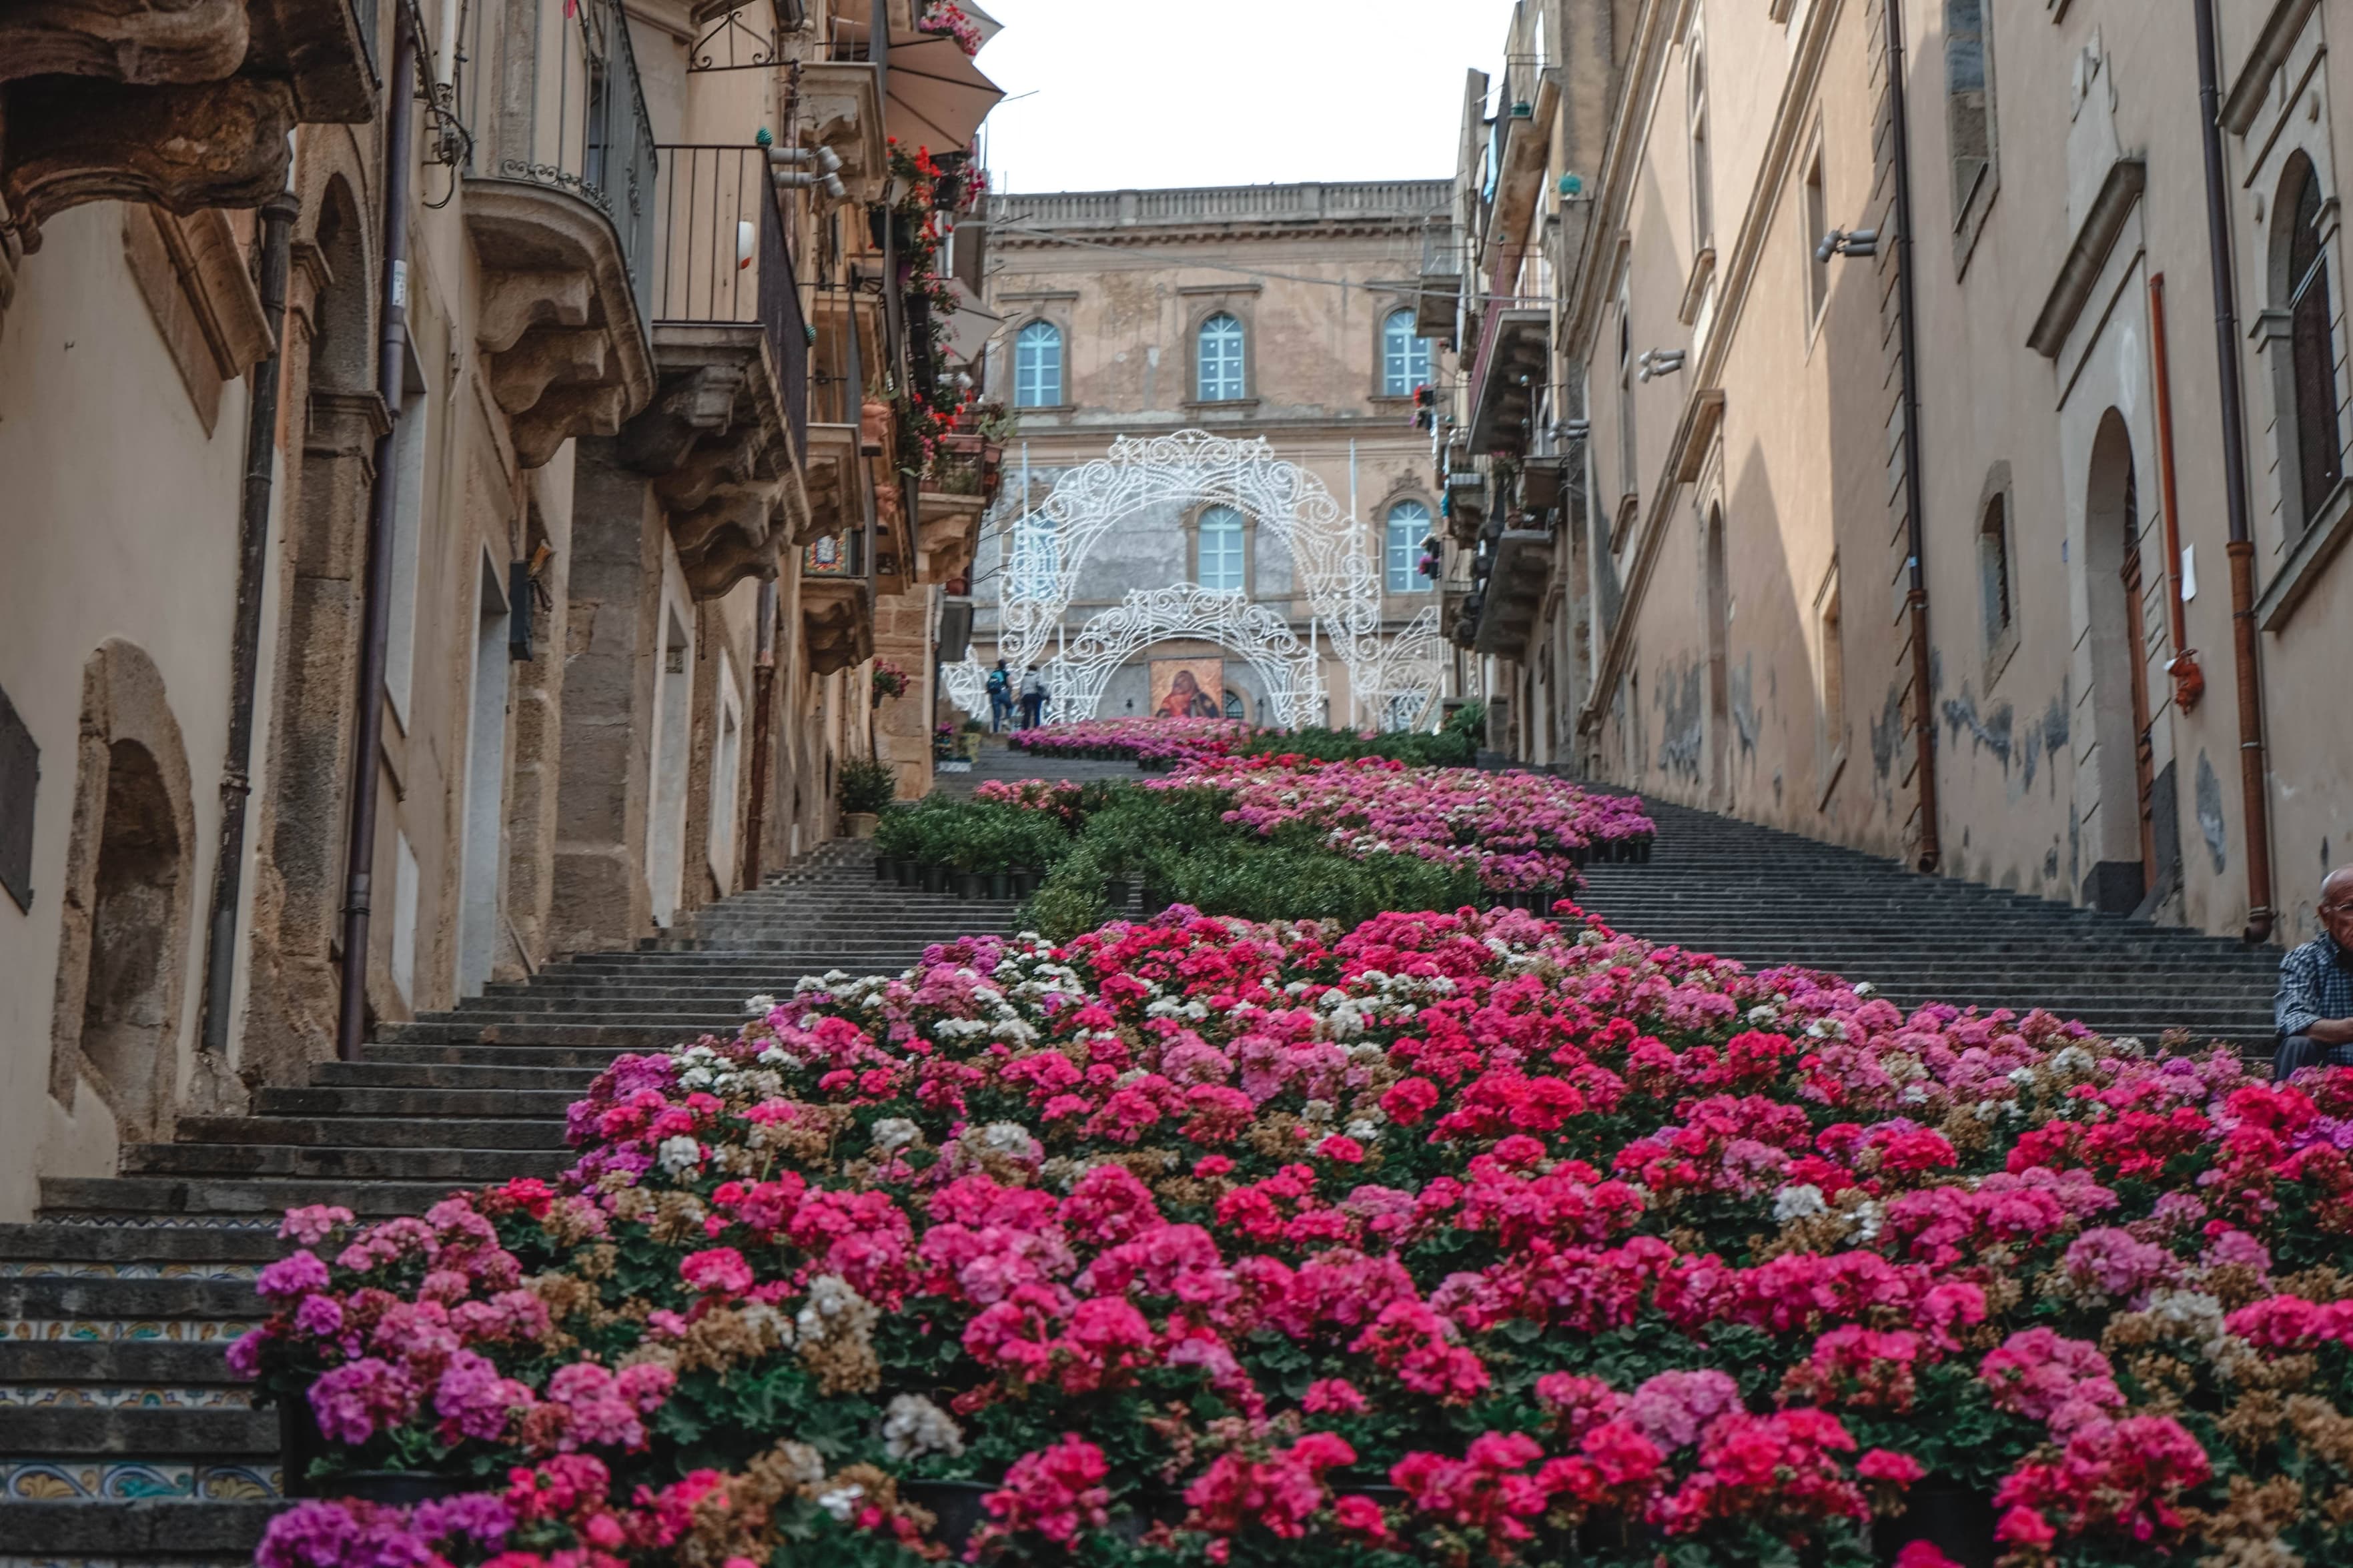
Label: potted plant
xmin=837 ymin=756 xmax=897 ymax=838
xmin=873 ymin=660 xmax=911 ymax=707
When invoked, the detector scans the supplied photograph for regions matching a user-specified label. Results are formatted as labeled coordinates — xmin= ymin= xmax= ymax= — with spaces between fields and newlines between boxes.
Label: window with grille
xmin=1382 ymin=309 xmax=1432 ymax=398
xmin=1385 ymin=500 xmax=1433 ymax=593
xmin=1198 ymin=506 xmax=1246 ymax=592
xmin=1013 ymin=320 xmax=1063 ymax=409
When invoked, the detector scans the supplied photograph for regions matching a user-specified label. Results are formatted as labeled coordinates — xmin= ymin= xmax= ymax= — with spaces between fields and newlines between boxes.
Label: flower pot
xmin=845 ymin=811 xmax=879 ymax=839
xmin=901 ymin=1479 xmax=997 ymax=1552
xmin=987 ymin=872 xmax=1010 ymax=900
xmin=1010 ymin=868 xmax=1036 ymax=898
xmin=1877 ymin=1482 xmax=1997 ymax=1568
xmin=1636 ymin=835 xmax=1653 ymax=863
xmin=923 ymin=864 xmax=949 ymax=894
xmin=956 ymin=871 xmax=986 ymax=900
xmin=875 ymin=856 xmax=895 ymax=881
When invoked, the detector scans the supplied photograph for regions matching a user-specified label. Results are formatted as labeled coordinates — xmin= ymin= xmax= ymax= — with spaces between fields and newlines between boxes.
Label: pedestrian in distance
xmin=1019 ymin=668 xmax=1047 ymax=729
xmin=985 ymin=658 xmax=1012 ymax=733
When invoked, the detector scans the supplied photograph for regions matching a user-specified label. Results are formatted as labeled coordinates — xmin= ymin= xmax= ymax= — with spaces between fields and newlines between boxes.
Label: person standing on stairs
xmin=1019 ymin=668 xmax=1047 ymax=729
xmin=987 ymin=659 xmax=1013 ymax=732
xmin=2275 ymin=866 xmax=2353 ymax=1079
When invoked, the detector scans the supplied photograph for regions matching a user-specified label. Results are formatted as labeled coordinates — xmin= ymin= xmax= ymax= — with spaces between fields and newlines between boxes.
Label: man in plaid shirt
xmin=2276 ymin=866 xmax=2353 ymax=1080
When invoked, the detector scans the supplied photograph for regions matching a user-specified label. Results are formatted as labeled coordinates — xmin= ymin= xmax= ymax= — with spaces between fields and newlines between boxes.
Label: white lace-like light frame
xmin=941 ymin=430 xmax=1445 ymax=731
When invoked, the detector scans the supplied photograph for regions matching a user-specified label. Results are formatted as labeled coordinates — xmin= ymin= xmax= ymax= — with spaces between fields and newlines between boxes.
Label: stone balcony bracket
xmin=795 ymin=59 xmax=887 ymax=203
xmin=466 ymin=177 xmax=656 ymax=470
xmin=619 ymin=324 xmax=809 ymax=599
xmin=800 ymin=576 xmax=874 ymax=677
xmin=0 ymin=0 xmax=373 ymax=255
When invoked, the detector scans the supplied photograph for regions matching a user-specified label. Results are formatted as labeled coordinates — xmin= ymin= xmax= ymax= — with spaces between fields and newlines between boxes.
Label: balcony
xmin=1464 ymin=303 xmax=1549 ymax=454
xmin=915 ymin=429 xmax=1001 ymax=589
xmin=0 ymin=0 xmax=372 ymax=265
xmin=1472 ymin=522 xmax=1554 ymax=660
xmin=614 ymin=144 xmax=811 ymax=598
xmin=1416 ymin=219 xmax=1462 ymax=343
xmin=1443 ymin=467 xmax=1488 ymax=546
xmin=799 ymin=527 xmax=873 ymax=676
xmin=460 ymin=0 xmax=656 ymax=467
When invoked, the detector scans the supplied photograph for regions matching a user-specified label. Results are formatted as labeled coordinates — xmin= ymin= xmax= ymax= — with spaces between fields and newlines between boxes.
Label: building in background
xmin=1436 ymin=0 xmax=2353 ymax=949
xmin=967 ymin=180 xmax=1452 ymax=727
xmin=0 ymin=0 xmax=1006 ymax=1217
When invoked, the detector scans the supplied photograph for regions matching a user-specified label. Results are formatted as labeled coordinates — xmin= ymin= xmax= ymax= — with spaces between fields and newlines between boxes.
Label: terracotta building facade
xmin=1440 ymin=0 xmax=2353 ymax=950
xmin=0 ymin=0 xmax=1005 ymax=1217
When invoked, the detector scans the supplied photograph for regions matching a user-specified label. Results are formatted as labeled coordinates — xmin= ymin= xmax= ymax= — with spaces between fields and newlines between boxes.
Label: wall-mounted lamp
xmin=1636 ymin=348 xmax=1686 ymax=383
xmin=1815 ymin=227 xmax=1879 ymax=262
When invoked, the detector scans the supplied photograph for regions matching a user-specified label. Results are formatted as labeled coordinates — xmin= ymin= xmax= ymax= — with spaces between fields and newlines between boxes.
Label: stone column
xmin=548 ymin=438 xmax=660 ymax=954
xmin=871 ymin=585 xmax=936 ymax=800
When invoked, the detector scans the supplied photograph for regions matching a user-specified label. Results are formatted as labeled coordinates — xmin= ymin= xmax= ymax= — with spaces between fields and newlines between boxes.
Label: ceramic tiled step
xmin=0 ymin=1341 xmax=256 ymax=1386
xmin=0 ymin=1277 xmax=260 ymax=1324
xmin=0 ymin=1407 xmax=277 ymax=1459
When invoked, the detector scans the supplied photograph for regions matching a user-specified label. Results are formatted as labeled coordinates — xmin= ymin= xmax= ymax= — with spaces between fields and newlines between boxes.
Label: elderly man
xmin=2275 ymin=866 xmax=2353 ymax=1079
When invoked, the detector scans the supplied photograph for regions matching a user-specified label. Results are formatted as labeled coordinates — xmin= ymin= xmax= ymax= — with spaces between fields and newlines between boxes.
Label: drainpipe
xmin=2146 ymin=275 xmax=2204 ymax=711
xmin=336 ymin=23 xmax=421 ymax=1060
xmin=195 ymin=179 xmax=302 ymax=1063
xmin=2193 ymin=0 xmax=2276 ymax=944
xmin=1884 ymin=0 xmax=1941 ymax=874
xmin=741 ymin=579 xmax=779 ymax=888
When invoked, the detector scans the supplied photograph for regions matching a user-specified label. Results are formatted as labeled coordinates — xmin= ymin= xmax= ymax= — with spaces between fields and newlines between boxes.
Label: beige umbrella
xmin=883 ymin=12 xmax=1005 ymax=155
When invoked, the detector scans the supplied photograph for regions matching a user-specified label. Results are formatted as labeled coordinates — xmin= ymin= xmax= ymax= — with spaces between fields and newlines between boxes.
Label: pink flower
xmin=257 ymin=1250 xmax=330 ymax=1302
xmin=1302 ymin=1377 xmax=1368 ymax=1415
xmin=278 ymin=1206 xmax=355 ymax=1247
xmin=678 ymin=1247 xmax=753 ymax=1295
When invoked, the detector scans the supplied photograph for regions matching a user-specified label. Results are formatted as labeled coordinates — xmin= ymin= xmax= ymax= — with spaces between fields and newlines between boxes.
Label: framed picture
xmin=1148 ymin=657 xmax=1225 ymax=721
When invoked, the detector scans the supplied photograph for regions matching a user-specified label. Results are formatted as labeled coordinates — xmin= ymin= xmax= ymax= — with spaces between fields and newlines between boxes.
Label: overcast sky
xmin=970 ymin=0 xmax=1518 ymax=195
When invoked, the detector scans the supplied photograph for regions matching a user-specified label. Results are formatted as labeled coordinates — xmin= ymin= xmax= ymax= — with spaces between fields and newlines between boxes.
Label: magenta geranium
xmin=236 ymin=900 xmax=2353 ymax=1568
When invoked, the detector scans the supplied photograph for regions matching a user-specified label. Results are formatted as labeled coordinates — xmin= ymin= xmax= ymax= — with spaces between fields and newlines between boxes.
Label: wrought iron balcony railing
xmin=652 ymin=143 xmax=808 ymax=456
xmin=462 ymin=0 xmax=657 ymax=317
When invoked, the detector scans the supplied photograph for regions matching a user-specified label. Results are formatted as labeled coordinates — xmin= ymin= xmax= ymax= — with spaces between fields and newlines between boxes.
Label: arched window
xmin=1198 ymin=313 xmax=1246 ymax=402
xmin=1979 ymin=490 xmax=2014 ymax=644
xmin=1382 ymin=309 xmax=1432 ymax=398
xmin=1013 ymin=320 xmax=1063 ymax=409
xmin=1198 ymin=505 xmax=1245 ymax=591
xmin=2281 ymin=155 xmax=2344 ymax=530
xmin=1385 ymin=500 xmax=1433 ymax=593
xmin=1222 ymin=690 xmax=1246 ymax=720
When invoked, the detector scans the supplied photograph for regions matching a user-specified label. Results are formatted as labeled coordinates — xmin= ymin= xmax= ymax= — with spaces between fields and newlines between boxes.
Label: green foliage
xmin=836 ymin=757 xmax=899 ymax=814
xmin=1226 ymin=718 xmax=1478 ymax=767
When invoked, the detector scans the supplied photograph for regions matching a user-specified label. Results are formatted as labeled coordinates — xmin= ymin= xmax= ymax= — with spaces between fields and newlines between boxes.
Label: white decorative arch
xmin=993 ymin=429 xmax=1384 ymax=679
xmin=1038 ymin=585 xmax=1326 ymax=727
xmin=945 ymin=429 xmax=1446 ymax=732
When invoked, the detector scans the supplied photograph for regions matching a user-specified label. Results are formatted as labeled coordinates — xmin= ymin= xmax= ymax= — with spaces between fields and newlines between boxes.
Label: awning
xmin=884 ymin=21 xmax=1004 ymax=154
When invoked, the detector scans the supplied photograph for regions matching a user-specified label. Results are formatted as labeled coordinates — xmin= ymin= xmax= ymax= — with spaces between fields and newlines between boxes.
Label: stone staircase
xmin=0 ymin=774 xmax=2287 ymax=1565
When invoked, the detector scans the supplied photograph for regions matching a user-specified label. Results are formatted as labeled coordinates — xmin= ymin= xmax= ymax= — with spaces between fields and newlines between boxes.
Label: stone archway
xmin=46 ymin=639 xmax=197 ymax=1143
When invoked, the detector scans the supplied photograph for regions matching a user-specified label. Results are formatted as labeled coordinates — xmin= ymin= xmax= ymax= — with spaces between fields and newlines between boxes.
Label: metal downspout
xmin=195 ymin=183 xmax=302 ymax=1062
xmin=336 ymin=22 xmax=421 ymax=1060
xmin=2192 ymin=0 xmax=2277 ymax=943
xmin=1885 ymin=0 xmax=1941 ymax=873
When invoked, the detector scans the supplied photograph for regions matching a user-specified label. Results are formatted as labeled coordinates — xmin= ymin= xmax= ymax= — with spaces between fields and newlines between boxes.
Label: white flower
xmin=881 ymin=1393 xmax=966 ymax=1461
xmin=869 ymin=1117 xmax=921 ymax=1153
xmin=817 ymin=1483 xmax=866 ymax=1521
xmin=2052 ymin=1045 xmax=2095 ymax=1074
xmin=2006 ymin=1066 xmax=2037 ymax=1087
xmin=971 ymin=1121 xmax=1038 ymax=1158
xmin=1345 ymin=1119 xmax=1382 ymax=1141
xmin=656 ymin=1135 xmax=704 ymax=1175
xmin=1773 ymin=1184 xmax=1828 ymax=1223
xmin=1853 ymin=981 xmax=1877 ymax=997
xmin=1847 ymin=1199 xmax=1885 ymax=1243
xmin=1747 ymin=1005 xmax=1779 ymax=1025
xmin=744 ymin=993 xmax=778 ymax=1016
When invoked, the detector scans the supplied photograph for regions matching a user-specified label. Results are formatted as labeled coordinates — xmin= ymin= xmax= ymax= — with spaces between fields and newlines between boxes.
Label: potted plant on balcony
xmin=872 ymin=659 xmax=911 ymax=707
xmin=837 ymin=756 xmax=897 ymax=838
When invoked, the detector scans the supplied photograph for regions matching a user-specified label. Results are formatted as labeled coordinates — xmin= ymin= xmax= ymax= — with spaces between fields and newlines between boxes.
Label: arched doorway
xmin=47 ymin=640 xmax=197 ymax=1143
xmin=2081 ymin=411 xmax=2156 ymax=912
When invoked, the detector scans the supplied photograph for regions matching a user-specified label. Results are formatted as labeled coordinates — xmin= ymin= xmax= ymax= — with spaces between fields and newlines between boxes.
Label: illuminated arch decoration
xmin=946 ymin=429 xmax=1441 ymax=730
xmin=1038 ymin=585 xmax=1326 ymax=728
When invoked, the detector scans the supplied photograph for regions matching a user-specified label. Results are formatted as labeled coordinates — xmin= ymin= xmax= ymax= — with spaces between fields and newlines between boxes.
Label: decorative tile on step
xmin=1 ymin=1322 xmax=254 ymax=1345
xmin=0 ymin=1387 xmax=250 ymax=1409
xmin=0 ymin=1459 xmax=279 ymax=1499
xmin=0 ymin=1265 xmax=260 ymax=1283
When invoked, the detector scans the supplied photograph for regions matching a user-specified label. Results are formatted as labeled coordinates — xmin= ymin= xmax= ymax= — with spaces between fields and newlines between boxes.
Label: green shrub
xmin=837 ymin=757 xmax=899 ymax=814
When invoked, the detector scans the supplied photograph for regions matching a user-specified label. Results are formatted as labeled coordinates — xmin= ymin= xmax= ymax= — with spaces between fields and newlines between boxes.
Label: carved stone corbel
xmin=1 ymin=75 xmax=298 ymax=253
xmin=465 ymin=177 xmax=654 ymax=470
xmin=0 ymin=0 xmax=254 ymax=85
